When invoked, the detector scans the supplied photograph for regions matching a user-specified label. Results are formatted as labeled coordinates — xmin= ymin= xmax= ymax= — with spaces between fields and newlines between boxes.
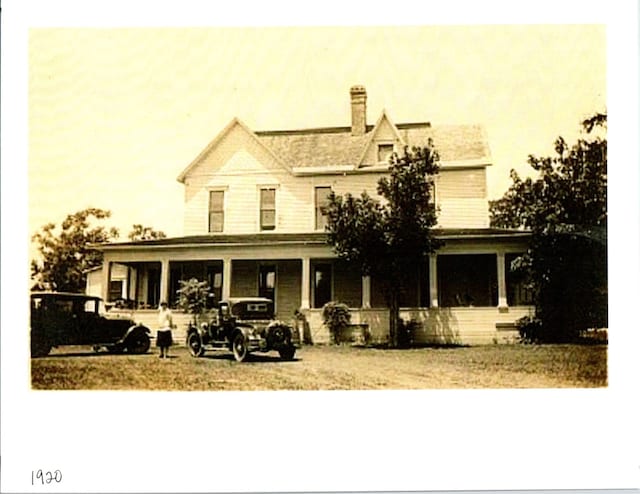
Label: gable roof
xmin=177 ymin=112 xmax=491 ymax=182
xmin=176 ymin=117 xmax=291 ymax=183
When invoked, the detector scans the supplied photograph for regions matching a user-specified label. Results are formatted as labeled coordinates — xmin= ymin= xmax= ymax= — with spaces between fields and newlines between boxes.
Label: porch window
xmin=208 ymin=190 xmax=224 ymax=233
xmin=206 ymin=265 xmax=223 ymax=308
xmin=108 ymin=280 xmax=123 ymax=302
xmin=260 ymin=188 xmax=276 ymax=231
xmin=437 ymin=254 xmax=498 ymax=307
xmin=258 ymin=265 xmax=276 ymax=302
xmin=315 ymin=186 xmax=331 ymax=231
xmin=506 ymin=253 xmax=534 ymax=305
xmin=313 ymin=263 xmax=332 ymax=308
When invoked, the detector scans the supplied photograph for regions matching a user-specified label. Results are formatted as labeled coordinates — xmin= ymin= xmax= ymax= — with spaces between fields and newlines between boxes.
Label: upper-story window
xmin=260 ymin=188 xmax=276 ymax=231
xmin=377 ymin=143 xmax=394 ymax=163
xmin=315 ymin=186 xmax=332 ymax=231
xmin=208 ymin=190 xmax=224 ymax=233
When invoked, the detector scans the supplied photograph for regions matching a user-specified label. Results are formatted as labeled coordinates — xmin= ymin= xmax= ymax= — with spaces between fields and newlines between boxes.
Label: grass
xmin=31 ymin=345 xmax=607 ymax=391
xmin=30 ymin=343 xmax=607 ymax=391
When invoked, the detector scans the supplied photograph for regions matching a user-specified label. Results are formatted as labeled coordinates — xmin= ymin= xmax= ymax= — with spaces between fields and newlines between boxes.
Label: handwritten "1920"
xmin=31 ymin=469 xmax=62 ymax=486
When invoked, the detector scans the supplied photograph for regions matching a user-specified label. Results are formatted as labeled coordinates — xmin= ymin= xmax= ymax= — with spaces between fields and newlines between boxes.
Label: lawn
xmin=30 ymin=343 xmax=607 ymax=390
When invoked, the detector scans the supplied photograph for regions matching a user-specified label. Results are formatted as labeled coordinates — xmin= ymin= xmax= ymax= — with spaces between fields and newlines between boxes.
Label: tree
xmin=31 ymin=208 xmax=119 ymax=292
xmin=489 ymin=113 xmax=607 ymax=342
xmin=325 ymin=145 xmax=442 ymax=347
xmin=127 ymin=224 xmax=167 ymax=241
xmin=176 ymin=278 xmax=210 ymax=325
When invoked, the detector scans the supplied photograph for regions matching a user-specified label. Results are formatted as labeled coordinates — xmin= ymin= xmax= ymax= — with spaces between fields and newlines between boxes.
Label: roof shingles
xmin=255 ymin=122 xmax=489 ymax=169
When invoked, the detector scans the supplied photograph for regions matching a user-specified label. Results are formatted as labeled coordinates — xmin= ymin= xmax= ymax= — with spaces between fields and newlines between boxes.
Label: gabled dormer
xmin=357 ymin=109 xmax=407 ymax=167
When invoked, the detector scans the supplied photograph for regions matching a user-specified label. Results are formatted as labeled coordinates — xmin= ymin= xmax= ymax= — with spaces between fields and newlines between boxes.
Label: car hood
xmin=103 ymin=312 xmax=136 ymax=324
xmin=238 ymin=319 xmax=274 ymax=332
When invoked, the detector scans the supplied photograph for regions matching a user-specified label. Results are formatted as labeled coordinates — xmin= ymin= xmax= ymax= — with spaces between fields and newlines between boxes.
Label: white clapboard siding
xmin=301 ymin=306 xmax=533 ymax=346
xmin=437 ymin=199 xmax=490 ymax=228
xmin=437 ymin=168 xmax=486 ymax=199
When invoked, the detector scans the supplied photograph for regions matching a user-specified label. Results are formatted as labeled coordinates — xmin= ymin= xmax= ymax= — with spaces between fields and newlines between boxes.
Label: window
xmin=258 ymin=265 xmax=276 ymax=302
xmin=260 ymin=188 xmax=276 ymax=231
xmin=206 ymin=264 xmax=223 ymax=308
xmin=315 ymin=186 xmax=332 ymax=230
xmin=313 ymin=264 xmax=332 ymax=308
xmin=506 ymin=253 xmax=534 ymax=305
xmin=437 ymin=254 xmax=498 ymax=307
xmin=377 ymin=143 xmax=394 ymax=163
xmin=208 ymin=190 xmax=224 ymax=233
xmin=108 ymin=280 xmax=123 ymax=302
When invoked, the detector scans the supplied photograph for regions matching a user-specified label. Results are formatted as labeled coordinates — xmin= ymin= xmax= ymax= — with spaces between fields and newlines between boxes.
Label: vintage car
xmin=186 ymin=297 xmax=299 ymax=362
xmin=30 ymin=292 xmax=152 ymax=357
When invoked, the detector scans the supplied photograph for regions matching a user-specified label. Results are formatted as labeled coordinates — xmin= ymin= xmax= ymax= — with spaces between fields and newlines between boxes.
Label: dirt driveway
xmin=30 ymin=343 xmax=607 ymax=391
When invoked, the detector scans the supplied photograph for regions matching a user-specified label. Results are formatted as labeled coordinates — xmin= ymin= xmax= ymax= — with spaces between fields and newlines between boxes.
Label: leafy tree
xmin=127 ymin=224 xmax=167 ymax=241
xmin=176 ymin=278 xmax=210 ymax=325
xmin=325 ymin=145 xmax=442 ymax=347
xmin=490 ymin=113 xmax=607 ymax=342
xmin=31 ymin=208 xmax=119 ymax=292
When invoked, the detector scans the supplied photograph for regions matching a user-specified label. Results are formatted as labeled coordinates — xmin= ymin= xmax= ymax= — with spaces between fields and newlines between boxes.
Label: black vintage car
xmin=30 ymin=292 xmax=152 ymax=357
xmin=185 ymin=297 xmax=299 ymax=362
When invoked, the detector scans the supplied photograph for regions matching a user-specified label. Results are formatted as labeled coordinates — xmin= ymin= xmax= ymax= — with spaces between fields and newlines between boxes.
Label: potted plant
xmin=321 ymin=301 xmax=351 ymax=344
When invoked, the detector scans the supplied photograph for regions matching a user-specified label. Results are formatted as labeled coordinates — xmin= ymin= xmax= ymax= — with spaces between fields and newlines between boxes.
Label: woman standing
xmin=157 ymin=301 xmax=174 ymax=358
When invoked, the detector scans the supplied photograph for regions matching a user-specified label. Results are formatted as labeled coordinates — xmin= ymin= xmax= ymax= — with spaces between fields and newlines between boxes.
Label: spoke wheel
xmin=187 ymin=332 xmax=204 ymax=357
xmin=232 ymin=332 xmax=249 ymax=362
xmin=127 ymin=333 xmax=150 ymax=354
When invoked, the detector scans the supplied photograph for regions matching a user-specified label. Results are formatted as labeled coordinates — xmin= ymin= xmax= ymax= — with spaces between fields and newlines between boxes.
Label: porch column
xmin=129 ymin=268 xmax=138 ymax=302
xmin=222 ymin=258 xmax=232 ymax=300
xmin=497 ymin=252 xmax=508 ymax=309
xmin=429 ymin=254 xmax=438 ymax=308
xmin=160 ymin=258 xmax=170 ymax=304
xmin=125 ymin=266 xmax=131 ymax=300
xmin=300 ymin=257 xmax=311 ymax=310
xmin=101 ymin=260 xmax=112 ymax=301
xmin=361 ymin=275 xmax=371 ymax=309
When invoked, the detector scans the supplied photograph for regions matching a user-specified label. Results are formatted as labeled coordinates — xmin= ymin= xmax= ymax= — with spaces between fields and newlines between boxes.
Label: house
xmin=95 ymin=86 xmax=533 ymax=344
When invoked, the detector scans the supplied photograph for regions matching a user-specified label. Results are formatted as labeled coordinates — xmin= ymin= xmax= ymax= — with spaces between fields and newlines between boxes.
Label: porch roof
xmin=96 ymin=228 xmax=530 ymax=251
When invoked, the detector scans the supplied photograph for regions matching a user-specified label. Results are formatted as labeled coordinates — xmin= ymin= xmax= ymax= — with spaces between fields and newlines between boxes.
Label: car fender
xmin=120 ymin=324 xmax=150 ymax=344
xmin=231 ymin=324 xmax=254 ymax=339
xmin=227 ymin=324 xmax=253 ymax=348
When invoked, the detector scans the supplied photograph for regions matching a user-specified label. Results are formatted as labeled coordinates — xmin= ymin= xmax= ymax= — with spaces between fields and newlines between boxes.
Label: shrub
xmin=176 ymin=278 xmax=210 ymax=324
xmin=321 ymin=302 xmax=351 ymax=344
xmin=516 ymin=315 xmax=544 ymax=343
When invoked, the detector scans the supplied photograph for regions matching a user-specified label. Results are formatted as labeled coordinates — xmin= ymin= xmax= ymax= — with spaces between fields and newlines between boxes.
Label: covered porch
xmin=96 ymin=231 xmax=533 ymax=345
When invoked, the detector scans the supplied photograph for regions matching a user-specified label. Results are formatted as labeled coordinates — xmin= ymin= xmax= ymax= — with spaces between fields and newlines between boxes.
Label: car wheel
xmin=127 ymin=333 xmax=150 ymax=354
xmin=31 ymin=337 xmax=51 ymax=358
xmin=187 ymin=332 xmax=204 ymax=357
xmin=232 ymin=332 xmax=248 ymax=362
xmin=278 ymin=346 xmax=296 ymax=361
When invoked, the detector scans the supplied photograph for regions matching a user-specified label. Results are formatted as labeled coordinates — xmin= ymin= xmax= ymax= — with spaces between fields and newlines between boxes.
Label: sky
xmin=27 ymin=24 xmax=606 ymax=249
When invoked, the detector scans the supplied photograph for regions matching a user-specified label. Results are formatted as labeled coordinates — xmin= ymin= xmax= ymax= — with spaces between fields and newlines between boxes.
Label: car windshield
xmin=30 ymin=294 xmax=104 ymax=315
xmin=231 ymin=301 xmax=273 ymax=319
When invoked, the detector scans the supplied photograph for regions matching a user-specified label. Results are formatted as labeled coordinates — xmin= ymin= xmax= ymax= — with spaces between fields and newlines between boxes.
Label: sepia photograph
xmin=27 ymin=24 xmax=608 ymax=391
xmin=2 ymin=1 xmax=639 ymax=492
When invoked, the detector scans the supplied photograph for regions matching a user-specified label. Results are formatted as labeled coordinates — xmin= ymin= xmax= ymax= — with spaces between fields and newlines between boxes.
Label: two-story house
xmin=95 ymin=86 xmax=533 ymax=344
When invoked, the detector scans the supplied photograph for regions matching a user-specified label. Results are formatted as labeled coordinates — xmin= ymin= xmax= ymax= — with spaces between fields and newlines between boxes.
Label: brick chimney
xmin=350 ymin=85 xmax=367 ymax=136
